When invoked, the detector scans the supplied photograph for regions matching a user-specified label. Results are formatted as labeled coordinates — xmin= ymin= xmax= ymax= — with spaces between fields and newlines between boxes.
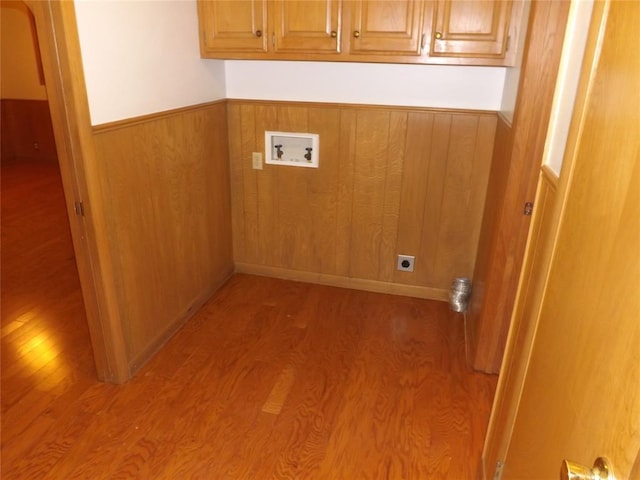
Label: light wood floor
xmin=1 ymin=159 xmax=497 ymax=479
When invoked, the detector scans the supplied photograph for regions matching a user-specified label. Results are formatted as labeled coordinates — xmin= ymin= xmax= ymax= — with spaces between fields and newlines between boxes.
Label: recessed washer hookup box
xmin=265 ymin=131 xmax=319 ymax=168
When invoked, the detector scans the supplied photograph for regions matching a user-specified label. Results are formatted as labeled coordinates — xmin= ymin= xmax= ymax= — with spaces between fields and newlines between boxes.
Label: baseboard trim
xmin=235 ymin=263 xmax=449 ymax=302
xmin=127 ymin=268 xmax=234 ymax=379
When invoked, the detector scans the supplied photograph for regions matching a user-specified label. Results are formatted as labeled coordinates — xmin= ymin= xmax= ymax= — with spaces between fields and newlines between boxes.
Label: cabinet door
xmin=198 ymin=0 xmax=268 ymax=54
xmin=272 ymin=0 xmax=341 ymax=54
xmin=348 ymin=0 xmax=427 ymax=55
xmin=430 ymin=0 xmax=512 ymax=58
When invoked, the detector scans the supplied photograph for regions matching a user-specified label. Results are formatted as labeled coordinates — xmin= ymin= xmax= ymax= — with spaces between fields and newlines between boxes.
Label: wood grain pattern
xmin=91 ymin=102 xmax=234 ymax=371
xmin=1 ymin=159 xmax=97 ymax=472
xmin=482 ymin=166 xmax=558 ymax=477
xmin=335 ymin=109 xmax=358 ymax=277
xmin=346 ymin=0 xmax=426 ymax=56
xmin=1 ymin=263 xmax=498 ymax=478
xmin=198 ymin=0 xmax=268 ymax=55
xmin=234 ymin=262 xmax=450 ymax=301
xmin=430 ymin=0 xmax=512 ymax=58
xmin=0 ymin=99 xmax=58 ymax=162
xmin=1 ymin=176 xmax=497 ymax=479
xmin=199 ymin=0 xmax=528 ymax=66
xmin=272 ymin=0 xmax=340 ymax=53
xmin=228 ymin=100 xmax=497 ymax=301
xmin=350 ymin=109 xmax=390 ymax=280
xmin=467 ymin=0 xmax=570 ymax=373
xmin=496 ymin=2 xmax=640 ymax=475
xmin=261 ymin=365 xmax=297 ymax=414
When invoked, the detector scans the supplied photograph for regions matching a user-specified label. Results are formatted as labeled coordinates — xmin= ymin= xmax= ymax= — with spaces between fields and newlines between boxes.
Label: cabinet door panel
xmin=349 ymin=0 xmax=426 ymax=55
xmin=198 ymin=0 xmax=268 ymax=53
xmin=273 ymin=0 xmax=341 ymax=53
xmin=430 ymin=0 xmax=511 ymax=58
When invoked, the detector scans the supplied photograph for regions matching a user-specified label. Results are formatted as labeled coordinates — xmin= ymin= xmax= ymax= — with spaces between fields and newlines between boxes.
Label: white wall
xmin=1 ymin=3 xmax=47 ymax=100
xmin=225 ymin=61 xmax=506 ymax=111
xmin=74 ymin=0 xmax=508 ymax=124
xmin=499 ymin=1 xmax=531 ymax=123
xmin=74 ymin=0 xmax=226 ymax=125
xmin=542 ymin=0 xmax=593 ymax=176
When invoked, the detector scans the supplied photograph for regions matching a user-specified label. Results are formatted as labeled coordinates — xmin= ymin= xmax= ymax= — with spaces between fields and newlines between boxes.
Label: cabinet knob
xmin=331 ymin=30 xmax=337 ymax=38
xmin=255 ymin=30 xmax=262 ymax=38
xmin=353 ymin=30 xmax=360 ymax=38
xmin=435 ymin=31 xmax=442 ymax=39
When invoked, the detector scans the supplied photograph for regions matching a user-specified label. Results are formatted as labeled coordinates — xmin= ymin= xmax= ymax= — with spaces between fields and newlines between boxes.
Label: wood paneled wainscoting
xmin=228 ymin=101 xmax=497 ymax=301
xmin=0 ymin=99 xmax=58 ymax=162
xmin=90 ymin=101 xmax=234 ymax=374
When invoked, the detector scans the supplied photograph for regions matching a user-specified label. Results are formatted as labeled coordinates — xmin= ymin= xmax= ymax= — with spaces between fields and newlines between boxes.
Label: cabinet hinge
xmin=506 ymin=35 xmax=511 ymax=52
xmin=74 ymin=201 xmax=85 ymax=217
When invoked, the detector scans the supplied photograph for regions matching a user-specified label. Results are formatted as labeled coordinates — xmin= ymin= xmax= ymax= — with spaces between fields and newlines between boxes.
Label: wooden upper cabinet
xmin=197 ymin=0 xmax=527 ymax=65
xmin=429 ymin=0 xmax=512 ymax=59
xmin=198 ymin=0 xmax=268 ymax=54
xmin=272 ymin=0 xmax=341 ymax=54
xmin=346 ymin=0 xmax=426 ymax=56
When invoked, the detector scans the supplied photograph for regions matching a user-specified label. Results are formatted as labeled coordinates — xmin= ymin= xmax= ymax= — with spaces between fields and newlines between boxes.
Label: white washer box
xmin=265 ymin=131 xmax=319 ymax=168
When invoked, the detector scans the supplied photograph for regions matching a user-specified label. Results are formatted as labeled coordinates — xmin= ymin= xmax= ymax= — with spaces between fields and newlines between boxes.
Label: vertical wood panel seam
xmin=238 ymin=106 xmax=248 ymax=261
xmin=392 ymin=112 xmax=411 ymax=265
xmin=274 ymin=123 xmax=281 ymax=268
xmin=274 ymin=106 xmax=282 ymax=267
xmin=347 ymin=109 xmax=359 ymax=278
xmin=333 ymin=109 xmax=342 ymax=275
xmin=334 ymin=109 xmax=342 ymax=275
xmin=416 ymin=113 xmax=437 ymax=281
xmin=394 ymin=112 xmax=410 ymax=254
xmin=335 ymin=108 xmax=356 ymax=277
xmin=377 ymin=111 xmax=392 ymax=280
xmin=426 ymin=114 xmax=452 ymax=270
xmin=252 ymin=105 xmax=260 ymax=263
xmin=253 ymin=105 xmax=263 ymax=264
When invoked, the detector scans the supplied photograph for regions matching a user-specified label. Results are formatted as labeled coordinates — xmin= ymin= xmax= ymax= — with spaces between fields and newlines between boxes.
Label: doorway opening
xmin=1 ymin=1 xmax=97 ymax=400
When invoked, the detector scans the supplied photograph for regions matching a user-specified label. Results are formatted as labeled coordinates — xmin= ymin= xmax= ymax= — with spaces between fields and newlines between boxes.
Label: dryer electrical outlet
xmin=265 ymin=131 xmax=319 ymax=168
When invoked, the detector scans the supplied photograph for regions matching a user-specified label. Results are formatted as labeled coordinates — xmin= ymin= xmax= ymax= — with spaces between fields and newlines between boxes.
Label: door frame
xmin=25 ymin=0 xmax=129 ymax=383
xmin=481 ymin=0 xmax=608 ymax=476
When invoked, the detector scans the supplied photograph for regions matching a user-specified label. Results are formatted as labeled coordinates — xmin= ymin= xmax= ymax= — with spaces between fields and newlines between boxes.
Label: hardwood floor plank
xmin=262 ymin=365 xmax=297 ymax=415
xmin=1 ymin=160 xmax=497 ymax=479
